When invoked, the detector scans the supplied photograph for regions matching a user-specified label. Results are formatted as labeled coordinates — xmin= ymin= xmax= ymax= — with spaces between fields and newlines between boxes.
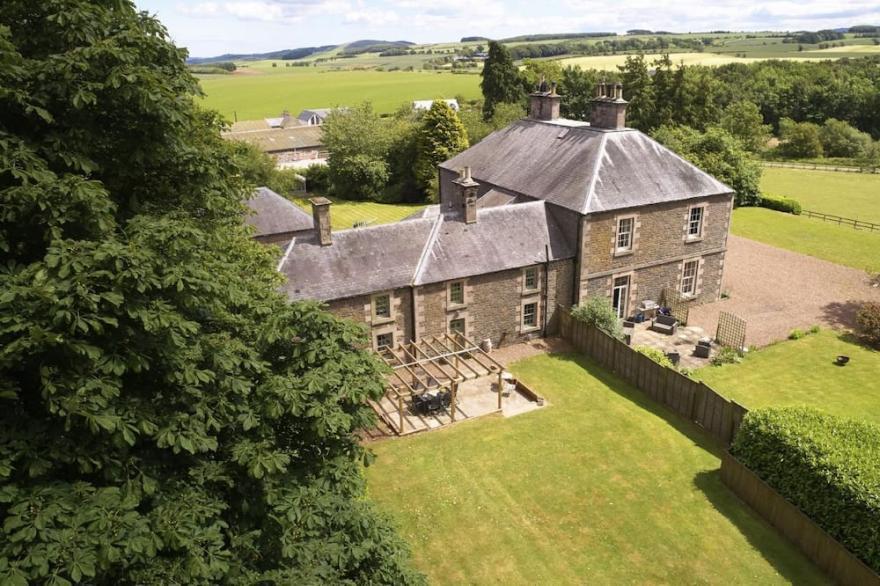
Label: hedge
xmin=759 ymin=193 xmax=802 ymax=215
xmin=730 ymin=407 xmax=880 ymax=572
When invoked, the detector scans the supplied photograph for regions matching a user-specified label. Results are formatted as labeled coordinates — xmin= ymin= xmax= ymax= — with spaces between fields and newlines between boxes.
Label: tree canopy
xmin=0 ymin=1 xmax=422 ymax=583
xmin=480 ymin=41 xmax=523 ymax=120
xmin=415 ymin=101 xmax=469 ymax=198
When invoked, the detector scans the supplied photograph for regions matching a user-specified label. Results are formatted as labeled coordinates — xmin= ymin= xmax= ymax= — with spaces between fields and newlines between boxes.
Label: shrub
xmin=635 ymin=345 xmax=675 ymax=369
xmin=819 ymin=118 xmax=872 ymax=158
xmin=571 ymin=297 xmax=623 ymax=339
xmin=731 ymin=408 xmax=880 ymax=572
xmin=788 ymin=328 xmax=805 ymax=340
xmin=759 ymin=193 xmax=802 ymax=215
xmin=710 ymin=346 xmax=743 ymax=366
xmin=856 ymin=302 xmax=880 ymax=347
xmin=779 ymin=118 xmax=823 ymax=159
xmin=302 ymin=163 xmax=329 ymax=193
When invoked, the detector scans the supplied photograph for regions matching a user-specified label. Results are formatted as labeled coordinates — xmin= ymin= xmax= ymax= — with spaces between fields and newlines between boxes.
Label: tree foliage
xmin=459 ymin=102 xmax=524 ymax=144
xmin=720 ymin=101 xmax=771 ymax=152
xmin=778 ymin=118 xmax=824 ymax=158
xmin=321 ymin=102 xmax=392 ymax=200
xmin=0 ymin=1 xmax=422 ymax=583
xmin=818 ymin=118 xmax=873 ymax=158
xmin=571 ymin=297 xmax=623 ymax=339
xmin=653 ymin=125 xmax=762 ymax=206
xmin=415 ymin=101 xmax=469 ymax=198
xmin=480 ymin=41 xmax=523 ymax=120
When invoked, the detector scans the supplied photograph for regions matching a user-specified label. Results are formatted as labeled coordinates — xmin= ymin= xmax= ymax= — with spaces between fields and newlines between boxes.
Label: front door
xmin=612 ymin=275 xmax=630 ymax=319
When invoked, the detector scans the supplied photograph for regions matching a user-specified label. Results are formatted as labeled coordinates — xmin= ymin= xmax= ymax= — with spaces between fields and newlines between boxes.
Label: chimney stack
xmin=528 ymin=78 xmax=562 ymax=122
xmin=310 ymin=196 xmax=332 ymax=246
xmin=452 ymin=167 xmax=479 ymax=224
xmin=590 ymin=82 xmax=628 ymax=130
xmin=281 ymin=110 xmax=292 ymax=128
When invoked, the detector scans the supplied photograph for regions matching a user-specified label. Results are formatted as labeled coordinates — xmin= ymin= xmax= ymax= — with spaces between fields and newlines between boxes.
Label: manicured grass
xmin=731 ymin=207 xmax=880 ymax=273
xmin=760 ymin=167 xmax=880 ymax=224
xmin=366 ymin=353 xmax=825 ymax=585
xmin=198 ymin=69 xmax=480 ymax=121
xmin=292 ymin=195 xmax=425 ymax=231
xmin=696 ymin=330 xmax=880 ymax=425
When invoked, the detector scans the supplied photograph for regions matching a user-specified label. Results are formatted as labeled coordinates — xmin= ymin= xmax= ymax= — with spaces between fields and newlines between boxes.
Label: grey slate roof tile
xmin=245 ymin=187 xmax=313 ymax=237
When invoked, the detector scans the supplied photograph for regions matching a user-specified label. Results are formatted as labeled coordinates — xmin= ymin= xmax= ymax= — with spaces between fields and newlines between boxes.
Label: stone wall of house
xmin=413 ymin=260 xmax=575 ymax=347
xmin=326 ymin=288 xmax=412 ymax=350
xmin=578 ymin=193 xmax=733 ymax=308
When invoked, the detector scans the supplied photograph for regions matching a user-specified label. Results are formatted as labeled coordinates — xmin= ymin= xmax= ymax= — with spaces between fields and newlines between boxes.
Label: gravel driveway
xmin=688 ymin=235 xmax=880 ymax=347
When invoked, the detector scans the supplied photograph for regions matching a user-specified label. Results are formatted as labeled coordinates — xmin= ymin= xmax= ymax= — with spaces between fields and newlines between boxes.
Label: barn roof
xmin=440 ymin=119 xmax=733 ymax=214
xmin=222 ymin=125 xmax=323 ymax=153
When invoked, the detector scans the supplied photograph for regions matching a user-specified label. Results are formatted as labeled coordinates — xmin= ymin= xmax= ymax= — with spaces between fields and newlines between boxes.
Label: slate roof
xmin=245 ymin=187 xmax=313 ymax=237
xmin=222 ymin=125 xmax=324 ymax=153
xmin=278 ymin=202 xmax=576 ymax=301
xmin=440 ymin=119 xmax=733 ymax=214
xmin=297 ymin=108 xmax=332 ymax=124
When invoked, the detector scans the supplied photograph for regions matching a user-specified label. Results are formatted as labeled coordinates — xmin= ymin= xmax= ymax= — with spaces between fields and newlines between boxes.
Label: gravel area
xmin=688 ymin=235 xmax=880 ymax=347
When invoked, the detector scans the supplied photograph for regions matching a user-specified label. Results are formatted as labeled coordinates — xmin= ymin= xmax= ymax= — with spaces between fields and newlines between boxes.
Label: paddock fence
xmin=558 ymin=309 xmax=747 ymax=447
xmin=762 ymin=161 xmax=879 ymax=174
xmin=721 ymin=453 xmax=880 ymax=586
xmin=801 ymin=209 xmax=880 ymax=232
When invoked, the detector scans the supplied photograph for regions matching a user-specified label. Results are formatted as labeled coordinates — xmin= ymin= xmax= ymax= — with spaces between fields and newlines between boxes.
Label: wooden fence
xmin=802 ymin=209 xmax=880 ymax=232
xmin=762 ymin=161 xmax=879 ymax=174
xmin=559 ymin=310 xmax=747 ymax=447
xmin=721 ymin=453 xmax=880 ymax=586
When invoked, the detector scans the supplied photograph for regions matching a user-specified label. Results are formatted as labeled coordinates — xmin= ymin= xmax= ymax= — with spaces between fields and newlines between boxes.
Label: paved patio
xmin=629 ymin=321 xmax=716 ymax=369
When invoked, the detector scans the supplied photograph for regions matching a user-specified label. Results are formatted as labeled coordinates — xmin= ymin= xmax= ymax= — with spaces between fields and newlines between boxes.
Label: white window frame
xmin=372 ymin=293 xmax=392 ymax=321
xmin=448 ymin=281 xmax=465 ymax=306
xmin=681 ymin=259 xmax=699 ymax=297
xmin=615 ymin=216 xmax=635 ymax=254
xmin=523 ymin=267 xmax=539 ymax=292
xmin=687 ymin=206 xmax=704 ymax=240
xmin=522 ymin=301 xmax=539 ymax=330
xmin=612 ymin=275 xmax=631 ymax=319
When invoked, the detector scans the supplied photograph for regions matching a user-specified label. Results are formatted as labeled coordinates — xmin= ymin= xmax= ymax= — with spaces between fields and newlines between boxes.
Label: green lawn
xmin=366 ymin=353 xmax=825 ymax=585
xmin=732 ymin=207 xmax=880 ymax=273
xmin=697 ymin=330 xmax=880 ymax=426
xmin=292 ymin=195 xmax=425 ymax=231
xmin=198 ymin=69 xmax=480 ymax=121
xmin=760 ymin=167 xmax=880 ymax=224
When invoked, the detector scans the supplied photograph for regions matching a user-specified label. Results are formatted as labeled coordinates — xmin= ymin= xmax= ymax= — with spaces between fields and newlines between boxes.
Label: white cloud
xmin=344 ymin=8 xmax=400 ymax=25
xmin=176 ymin=0 xmax=352 ymax=23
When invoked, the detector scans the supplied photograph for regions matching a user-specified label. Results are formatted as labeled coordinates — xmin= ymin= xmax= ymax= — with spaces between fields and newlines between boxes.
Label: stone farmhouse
xmin=223 ymin=109 xmax=328 ymax=165
xmin=274 ymin=84 xmax=734 ymax=350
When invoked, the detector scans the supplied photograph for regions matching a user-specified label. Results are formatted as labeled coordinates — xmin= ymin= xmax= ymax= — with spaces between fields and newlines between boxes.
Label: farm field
xmin=731 ymin=208 xmax=880 ymax=273
xmin=556 ymin=51 xmax=829 ymax=70
xmin=291 ymin=195 xmax=425 ymax=231
xmin=198 ymin=69 xmax=480 ymax=121
xmin=697 ymin=330 xmax=880 ymax=425
xmin=366 ymin=353 xmax=825 ymax=585
xmin=760 ymin=167 xmax=880 ymax=224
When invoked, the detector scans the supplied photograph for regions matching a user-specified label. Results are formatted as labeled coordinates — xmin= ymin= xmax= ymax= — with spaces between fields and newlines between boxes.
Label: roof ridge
xmin=582 ymin=132 xmax=609 ymax=214
xmin=628 ymin=130 xmax=736 ymax=194
xmin=276 ymin=236 xmax=296 ymax=272
xmin=411 ymin=213 xmax=444 ymax=286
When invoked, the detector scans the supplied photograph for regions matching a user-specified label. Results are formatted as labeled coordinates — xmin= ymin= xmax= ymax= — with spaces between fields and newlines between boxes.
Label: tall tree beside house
xmin=480 ymin=41 xmax=523 ymax=120
xmin=558 ymin=65 xmax=601 ymax=121
xmin=653 ymin=125 xmax=762 ymax=206
xmin=720 ymin=101 xmax=772 ymax=152
xmin=617 ymin=55 xmax=656 ymax=131
xmin=0 ymin=1 xmax=422 ymax=584
xmin=321 ymin=102 xmax=392 ymax=200
xmin=415 ymin=100 xmax=469 ymax=198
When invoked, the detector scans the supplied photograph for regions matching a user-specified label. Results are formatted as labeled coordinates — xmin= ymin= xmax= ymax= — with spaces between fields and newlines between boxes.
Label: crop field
xmin=557 ymin=51 xmax=833 ymax=70
xmin=760 ymin=167 xmax=880 ymax=224
xmin=366 ymin=353 xmax=823 ymax=585
xmin=197 ymin=68 xmax=480 ymax=121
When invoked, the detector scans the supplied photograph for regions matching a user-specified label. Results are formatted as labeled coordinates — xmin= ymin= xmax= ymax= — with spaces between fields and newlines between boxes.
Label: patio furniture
xmin=665 ymin=351 xmax=681 ymax=366
xmin=639 ymin=300 xmax=659 ymax=320
xmin=622 ymin=320 xmax=636 ymax=346
xmin=694 ymin=343 xmax=711 ymax=359
xmin=650 ymin=314 xmax=678 ymax=336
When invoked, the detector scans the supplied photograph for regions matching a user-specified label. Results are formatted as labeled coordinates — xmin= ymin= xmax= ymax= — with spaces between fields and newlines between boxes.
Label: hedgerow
xmin=759 ymin=193 xmax=802 ymax=215
xmin=730 ymin=407 xmax=880 ymax=571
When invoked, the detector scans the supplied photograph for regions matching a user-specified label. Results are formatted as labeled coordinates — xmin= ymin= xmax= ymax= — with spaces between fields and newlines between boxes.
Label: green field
xmin=731 ymin=208 xmax=880 ymax=273
xmin=760 ymin=167 xmax=880 ymax=224
xmin=292 ymin=195 xmax=425 ymax=231
xmin=697 ymin=330 xmax=880 ymax=425
xmin=366 ymin=353 xmax=824 ymax=585
xmin=198 ymin=68 xmax=480 ymax=121
xmin=557 ymin=51 xmax=832 ymax=70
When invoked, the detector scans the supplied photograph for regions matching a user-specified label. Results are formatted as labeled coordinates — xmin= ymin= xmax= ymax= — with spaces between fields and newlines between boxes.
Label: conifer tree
xmin=480 ymin=41 xmax=523 ymax=120
xmin=415 ymin=100 xmax=470 ymax=198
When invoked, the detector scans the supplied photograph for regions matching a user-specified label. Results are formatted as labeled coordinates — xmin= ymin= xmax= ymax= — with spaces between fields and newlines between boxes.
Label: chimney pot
xmin=590 ymin=83 xmax=628 ymax=130
xmin=309 ymin=196 xmax=332 ymax=246
xmin=528 ymin=88 xmax=562 ymax=121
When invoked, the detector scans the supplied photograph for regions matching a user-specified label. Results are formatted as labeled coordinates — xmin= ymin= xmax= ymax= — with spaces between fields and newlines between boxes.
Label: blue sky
xmin=137 ymin=1 xmax=880 ymax=57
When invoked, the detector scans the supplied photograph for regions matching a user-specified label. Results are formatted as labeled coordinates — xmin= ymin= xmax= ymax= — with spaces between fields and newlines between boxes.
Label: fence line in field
xmin=762 ymin=161 xmax=879 ymax=174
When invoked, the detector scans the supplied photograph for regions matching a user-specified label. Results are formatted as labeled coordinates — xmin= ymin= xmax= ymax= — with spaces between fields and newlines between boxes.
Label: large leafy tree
xmin=321 ymin=102 xmax=392 ymax=200
xmin=0 ymin=1 xmax=422 ymax=584
xmin=480 ymin=41 xmax=523 ymax=120
xmin=653 ymin=125 xmax=762 ymax=206
xmin=415 ymin=100 xmax=469 ymax=198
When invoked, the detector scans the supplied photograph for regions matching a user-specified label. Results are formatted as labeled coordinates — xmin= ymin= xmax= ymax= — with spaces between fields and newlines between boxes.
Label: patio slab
xmin=630 ymin=321 xmax=716 ymax=370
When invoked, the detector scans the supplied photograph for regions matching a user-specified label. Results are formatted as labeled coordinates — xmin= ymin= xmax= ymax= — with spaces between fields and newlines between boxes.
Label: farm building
xmin=271 ymin=83 xmax=734 ymax=351
xmin=412 ymin=99 xmax=459 ymax=112
xmin=222 ymin=109 xmax=329 ymax=166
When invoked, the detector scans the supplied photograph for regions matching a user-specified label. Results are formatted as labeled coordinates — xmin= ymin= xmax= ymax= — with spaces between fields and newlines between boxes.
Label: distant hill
xmin=188 ymin=40 xmax=413 ymax=64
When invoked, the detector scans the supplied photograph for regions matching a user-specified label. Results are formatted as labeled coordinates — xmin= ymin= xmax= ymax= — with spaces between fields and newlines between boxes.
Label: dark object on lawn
xmin=694 ymin=342 xmax=711 ymax=359
xmin=665 ymin=351 xmax=680 ymax=366
xmin=651 ymin=314 xmax=678 ymax=335
xmin=835 ymin=355 xmax=850 ymax=366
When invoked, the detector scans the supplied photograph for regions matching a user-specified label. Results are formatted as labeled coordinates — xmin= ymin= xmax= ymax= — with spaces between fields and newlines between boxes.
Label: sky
xmin=137 ymin=0 xmax=880 ymax=57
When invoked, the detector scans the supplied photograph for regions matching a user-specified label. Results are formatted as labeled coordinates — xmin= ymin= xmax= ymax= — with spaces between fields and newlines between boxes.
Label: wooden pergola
xmin=376 ymin=333 xmax=507 ymax=434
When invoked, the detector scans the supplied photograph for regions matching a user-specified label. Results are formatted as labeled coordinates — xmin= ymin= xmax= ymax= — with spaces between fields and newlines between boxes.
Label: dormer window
xmin=687 ymin=206 xmax=704 ymax=240
xmin=616 ymin=216 xmax=634 ymax=253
